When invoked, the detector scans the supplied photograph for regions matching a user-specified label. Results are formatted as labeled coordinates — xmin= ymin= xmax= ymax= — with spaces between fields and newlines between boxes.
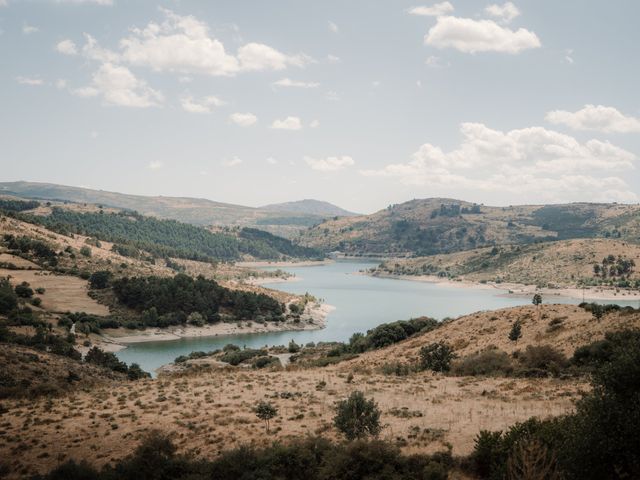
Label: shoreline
xmin=97 ymin=302 xmax=335 ymax=348
xmin=369 ymin=272 xmax=640 ymax=301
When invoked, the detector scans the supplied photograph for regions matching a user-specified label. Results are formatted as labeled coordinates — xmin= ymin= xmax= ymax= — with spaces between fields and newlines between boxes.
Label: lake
xmin=115 ymin=260 xmax=638 ymax=374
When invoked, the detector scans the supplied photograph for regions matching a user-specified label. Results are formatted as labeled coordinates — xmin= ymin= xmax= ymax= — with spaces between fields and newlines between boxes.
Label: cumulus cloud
xmin=72 ymin=63 xmax=163 ymax=107
xmin=484 ymin=2 xmax=520 ymax=23
xmin=22 ymin=24 xmax=39 ymax=34
xmin=16 ymin=76 xmax=44 ymax=86
xmin=310 ymin=119 xmax=320 ymax=128
xmin=147 ymin=161 xmax=163 ymax=170
xmin=271 ymin=116 xmax=303 ymax=130
xmin=117 ymin=9 xmax=309 ymax=76
xmin=305 ymin=155 xmax=354 ymax=172
xmin=56 ymin=39 xmax=78 ymax=55
xmin=425 ymin=16 xmax=540 ymax=53
xmin=328 ymin=21 xmax=339 ymax=33
xmin=266 ymin=157 xmax=278 ymax=165
xmin=221 ymin=157 xmax=243 ymax=167
xmin=180 ymin=94 xmax=225 ymax=113
xmin=360 ymin=122 xmax=637 ymax=203
xmin=408 ymin=2 xmax=454 ymax=17
xmin=546 ymin=105 xmax=640 ymax=134
xmin=273 ymin=78 xmax=319 ymax=88
xmin=229 ymin=112 xmax=257 ymax=127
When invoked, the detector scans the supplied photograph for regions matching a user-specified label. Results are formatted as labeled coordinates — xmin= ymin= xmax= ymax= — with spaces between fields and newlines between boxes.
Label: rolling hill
xmin=0 ymin=181 xmax=338 ymax=237
xmin=261 ymin=199 xmax=357 ymax=217
xmin=298 ymin=198 xmax=640 ymax=256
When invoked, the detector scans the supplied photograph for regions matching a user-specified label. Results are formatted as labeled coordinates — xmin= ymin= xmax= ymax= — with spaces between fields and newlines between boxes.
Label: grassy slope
xmin=374 ymin=238 xmax=640 ymax=287
xmin=2 ymin=303 xmax=637 ymax=478
xmin=298 ymin=198 xmax=640 ymax=256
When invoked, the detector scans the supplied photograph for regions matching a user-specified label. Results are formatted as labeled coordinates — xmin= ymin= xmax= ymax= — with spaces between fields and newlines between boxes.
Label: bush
xmin=419 ymin=342 xmax=455 ymax=372
xmin=89 ymin=271 xmax=112 ymax=289
xmin=518 ymin=345 xmax=567 ymax=377
xmin=220 ymin=348 xmax=265 ymax=366
xmin=333 ymin=390 xmax=381 ymax=440
xmin=79 ymin=246 xmax=92 ymax=257
xmin=14 ymin=282 xmax=34 ymax=298
xmin=452 ymin=348 xmax=513 ymax=376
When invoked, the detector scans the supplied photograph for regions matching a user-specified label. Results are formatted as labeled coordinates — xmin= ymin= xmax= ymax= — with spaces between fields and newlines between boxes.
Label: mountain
xmin=261 ymin=199 xmax=357 ymax=217
xmin=298 ymin=198 xmax=640 ymax=256
xmin=0 ymin=181 xmax=327 ymax=237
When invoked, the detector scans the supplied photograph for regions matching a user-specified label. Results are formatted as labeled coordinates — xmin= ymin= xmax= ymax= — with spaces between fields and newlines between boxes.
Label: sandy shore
xmin=99 ymin=302 xmax=335 ymax=346
xmin=244 ymin=275 xmax=301 ymax=286
xmin=370 ymin=272 xmax=640 ymax=301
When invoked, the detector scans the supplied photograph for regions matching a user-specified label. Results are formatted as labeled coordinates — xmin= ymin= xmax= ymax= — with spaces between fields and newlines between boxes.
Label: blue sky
xmin=1 ymin=0 xmax=639 ymax=213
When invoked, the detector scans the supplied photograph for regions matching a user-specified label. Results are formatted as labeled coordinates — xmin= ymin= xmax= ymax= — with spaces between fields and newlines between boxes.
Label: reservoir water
xmin=115 ymin=260 xmax=638 ymax=374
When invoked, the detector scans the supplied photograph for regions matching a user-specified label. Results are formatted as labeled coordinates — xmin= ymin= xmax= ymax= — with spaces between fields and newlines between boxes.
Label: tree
xmin=591 ymin=304 xmax=605 ymax=322
xmin=14 ymin=281 xmax=34 ymax=298
xmin=509 ymin=320 xmax=522 ymax=344
xmin=0 ymin=278 xmax=18 ymax=314
xmin=333 ymin=391 xmax=381 ymax=440
xmin=89 ymin=270 xmax=112 ymax=290
xmin=419 ymin=342 xmax=455 ymax=372
xmin=288 ymin=339 xmax=300 ymax=353
xmin=532 ymin=294 xmax=542 ymax=321
xmin=254 ymin=401 xmax=278 ymax=433
xmin=79 ymin=246 xmax=92 ymax=257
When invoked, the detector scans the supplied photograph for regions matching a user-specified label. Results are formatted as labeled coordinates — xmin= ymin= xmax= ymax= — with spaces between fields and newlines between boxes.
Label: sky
xmin=1 ymin=0 xmax=640 ymax=214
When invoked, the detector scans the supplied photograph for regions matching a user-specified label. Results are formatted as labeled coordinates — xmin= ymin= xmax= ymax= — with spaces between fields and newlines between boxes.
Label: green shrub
xmin=334 ymin=391 xmax=381 ymax=440
xmin=452 ymin=348 xmax=513 ymax=376
xmin=419 ymin=342 xmax=455 ymax=372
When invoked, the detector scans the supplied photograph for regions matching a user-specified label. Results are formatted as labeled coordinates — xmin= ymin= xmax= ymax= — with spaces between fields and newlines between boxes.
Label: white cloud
xmin=54 ymin=0 xmax=114 ymax=4
xmin=221 ymin=157 xmax=243 ymax=167
xmin=56 ymin=39 xmax=78 ymax=55
xmin=271 ymin=116 xmax=303 ymax=130
xmin=325 ymin=90 xmax=340 ymax=101
xmin=0 ymin=0 xmax=8 ymax=7
xmin=229 ymin=112 xmax=257 ymax=127
xmin=425 ymin=16 xmax=540 ymax=54
xmin=327 ymin=54 xmax=341 ymax=64
xmin=328 ymin=21 xmax=339 ymax=33
xmin=484 ymin=2 xmax=520 ymax=24
xmin=55 ymin=78 xmax=67 ymax=89
xmin=546 ymin=105 xmax=640 ymax=134
xmin=118 ymin=9 xmax=308 ymax=76
xmin=408 ymin=2 xmax=454 ymax=17
xmin=16 ymin=76 xmax=43 ymax=86
xmin=22 ymin=24 xmax=39 ymax=35
xmin=305 ymin=155 xmax=354 ymax=172
xmin=81 ymin=34 xmax=120 ymax=62
xmin=147 ymin=161 xmax=163 ymax=170
xmin=310 ymin=119 xmax=320 ymax=128
xmin=273 ymin=78 xmax=320 ymax=88
xmin=360 ymin=122 xmax=637 ymax=203
xmin=266 ymin=157 xmax=278 ymax=165
xmin=564 ymin=48 xmax=574 ymax=64
xmin=180 ymin=94 xmax=225 ymax=113
xmin=90 ymin=130 xmax=98 ymax=139
xmin=73 ymin=63 xmax=163 ymax=107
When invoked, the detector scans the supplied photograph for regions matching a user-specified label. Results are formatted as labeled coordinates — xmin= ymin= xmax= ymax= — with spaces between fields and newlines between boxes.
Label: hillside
xmin=0 ymin=181 xmax=328 ymax=237
xmin=2 ymin=302 xmax=638 ymax=478
xmin=261 ymin=199 xmax=357 ymax=217
xmin=374 ymin=238 xmax=640 ymax=289
xmin=298 ymin=198 xmax=640 ymax=256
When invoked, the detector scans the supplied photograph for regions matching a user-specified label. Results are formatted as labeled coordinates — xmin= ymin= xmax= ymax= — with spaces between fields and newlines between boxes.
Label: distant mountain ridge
xmin=261 ymin=199 xmax=357 ymax=217
xmin=0 ymin=181 xmax=350 ymax=237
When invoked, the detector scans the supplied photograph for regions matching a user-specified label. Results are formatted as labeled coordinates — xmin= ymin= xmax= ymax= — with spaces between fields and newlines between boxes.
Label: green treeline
xmin=0 ymin=199 xmax=40 ymax=212
xmin=18 ymin=208 xmax=322 ymax=262
xmin=112 ymin=274 xmax=285 ymax=323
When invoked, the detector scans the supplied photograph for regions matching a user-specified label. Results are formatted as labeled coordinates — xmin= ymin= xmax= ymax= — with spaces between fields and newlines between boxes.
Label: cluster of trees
xmin=111 ymin=274 xmax=285 ymax=323
xmin=85 ymin=346 xmax=149 ymax=380
xmin=2 ymin=234 xmax=58 ymax=266
xmin=430 ymin=203 xmax=482 ymax=219
xmin=19 ymin=208 xmax=322 ymax=262
xmin=469 ymin=329 xmax=640 ymax=479
xmin=37 ymin=432 xmax=452 ymax=480
xmin=0 ymin=199 xmax=39 ymax=212
xmin=593 ymin=254 xmax=635 ymax=278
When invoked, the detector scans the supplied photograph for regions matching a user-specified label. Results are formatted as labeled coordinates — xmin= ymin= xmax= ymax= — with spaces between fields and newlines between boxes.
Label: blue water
xmin=116 ymin=260 xmax=639 ymax=374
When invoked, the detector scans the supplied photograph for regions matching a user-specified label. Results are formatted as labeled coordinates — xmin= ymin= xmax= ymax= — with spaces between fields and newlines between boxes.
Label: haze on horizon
xmin=1 ymin=0 xmax=640 ymax=214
